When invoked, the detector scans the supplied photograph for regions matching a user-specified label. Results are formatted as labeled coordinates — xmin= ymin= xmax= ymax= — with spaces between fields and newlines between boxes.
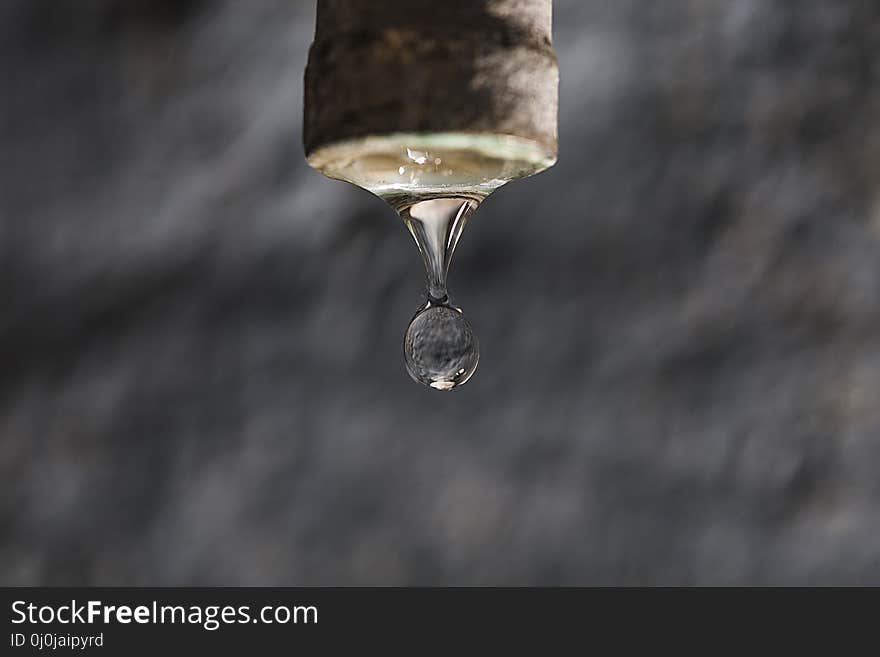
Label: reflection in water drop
xmin=404 ymin=303 xmax=479 ymax=390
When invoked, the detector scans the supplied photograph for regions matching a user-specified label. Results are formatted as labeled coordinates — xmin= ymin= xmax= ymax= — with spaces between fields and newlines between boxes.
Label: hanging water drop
xmin=404 ymin=302 xmax=479 ymax=391
xmin=397 ymin=197 xmax=480 ymax=390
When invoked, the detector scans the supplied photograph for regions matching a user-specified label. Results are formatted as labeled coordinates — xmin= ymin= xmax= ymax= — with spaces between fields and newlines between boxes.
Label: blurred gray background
xmin=2 ymin=0 xmax=880 ymax=585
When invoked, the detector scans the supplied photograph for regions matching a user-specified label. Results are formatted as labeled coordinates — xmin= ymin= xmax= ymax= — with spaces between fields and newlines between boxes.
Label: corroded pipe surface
xmin=304 ymin=0 xmax=558 ymax=160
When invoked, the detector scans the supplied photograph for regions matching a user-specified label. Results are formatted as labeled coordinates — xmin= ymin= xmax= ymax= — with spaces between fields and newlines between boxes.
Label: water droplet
xmin=398 ymin=197 xmax=481 ymax=390
xmin=404 ymin=303 xmax=479 ymax=390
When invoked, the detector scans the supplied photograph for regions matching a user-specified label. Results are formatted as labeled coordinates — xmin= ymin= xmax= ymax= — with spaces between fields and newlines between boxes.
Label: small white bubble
xmin=406 ymin=148 xmax=429 ymax=165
